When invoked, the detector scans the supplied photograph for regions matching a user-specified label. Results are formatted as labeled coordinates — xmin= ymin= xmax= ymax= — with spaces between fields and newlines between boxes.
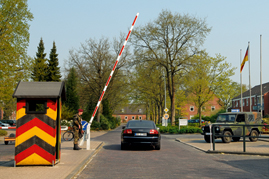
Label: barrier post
xmin=86 ymin=13 xmax=139 ymax=150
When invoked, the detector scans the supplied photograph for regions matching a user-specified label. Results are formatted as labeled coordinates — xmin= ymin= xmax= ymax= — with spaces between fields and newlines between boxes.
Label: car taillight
xmin=123 ymin=129 xmax=132 ymax=134
xmin=150 ymin=129 xmax=158 ymax=134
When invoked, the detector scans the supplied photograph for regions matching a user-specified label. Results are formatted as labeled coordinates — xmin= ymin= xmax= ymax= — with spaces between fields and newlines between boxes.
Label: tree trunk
xmin=97 ymin=103 xmax=103 ymax=123
xmin=198 ymin=106 xmax=202 ymax=127
xmin=157 ymin=103 xmax=161 ymax=124
xmin=171 ymin=73 xmax=176 ymax=125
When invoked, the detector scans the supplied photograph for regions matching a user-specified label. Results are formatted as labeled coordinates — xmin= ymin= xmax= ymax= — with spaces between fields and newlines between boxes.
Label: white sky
xmin=27 ymin=0 xmax=269 ymax=87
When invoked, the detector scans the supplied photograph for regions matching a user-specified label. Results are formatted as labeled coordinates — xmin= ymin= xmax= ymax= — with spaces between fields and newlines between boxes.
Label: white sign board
xmin=179 ymin=119 xmax=188 ymax=130
xmin=179 ymin=119 xmax=188 ymax=126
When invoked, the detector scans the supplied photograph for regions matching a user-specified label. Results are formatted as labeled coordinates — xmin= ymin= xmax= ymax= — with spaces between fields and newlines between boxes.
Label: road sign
xmin=164 ymin=108 xmax=169 ymax=112
xmin=164 ymin=114 xmax=169 ymax=119
xmin=231 ymin=109 xmax=240 ymax=112
xmin=81 ymin=121 xmax=88 ymax=131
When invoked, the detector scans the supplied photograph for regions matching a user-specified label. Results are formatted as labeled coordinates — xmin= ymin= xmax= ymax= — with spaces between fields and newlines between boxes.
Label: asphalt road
xmin=77 ymin=126 xmax=269 ymax=179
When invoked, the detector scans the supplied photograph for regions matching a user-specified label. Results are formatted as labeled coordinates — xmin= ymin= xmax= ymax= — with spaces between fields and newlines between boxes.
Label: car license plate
xmin=206 ymin=133 xmax=212 ymax=135
xmin=135 ymin=133 xmax=147 ymax=136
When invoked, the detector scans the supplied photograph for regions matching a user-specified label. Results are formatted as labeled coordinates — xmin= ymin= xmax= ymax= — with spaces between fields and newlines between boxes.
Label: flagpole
xmin=248 ymin=42 xmax=251 ymax=112
xmin=240 ymin=49 xmax=243 ymax=112
xmin=260 ymin=35 xmax=262 ymax=117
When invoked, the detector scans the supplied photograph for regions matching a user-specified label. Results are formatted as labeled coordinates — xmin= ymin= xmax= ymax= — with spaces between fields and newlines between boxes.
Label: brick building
xmin=232 ymin=82 xmax=269 ymax=116
xmin=181 ymin=96 xmax=222 ymax=119
xmin=113 ymin=104 xmax=146 ymax=123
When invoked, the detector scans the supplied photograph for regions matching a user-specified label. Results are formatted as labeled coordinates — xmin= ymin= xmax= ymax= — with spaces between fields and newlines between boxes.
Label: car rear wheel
xmin=155 ymin=142 xmax=161 ymax=150
xmin=249 ymin=130 xmax=258 ymax=142
xmin=121 ymin=143 xmax=127 ymax=150
xmin=222 ymin=131 xmax=232 ymax=143
xmin=232 ymin=137 xmax=240 ymax=142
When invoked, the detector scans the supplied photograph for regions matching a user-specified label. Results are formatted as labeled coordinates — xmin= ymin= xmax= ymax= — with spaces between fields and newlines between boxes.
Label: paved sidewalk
xmin=176 ymin=134 xmax=269 ymax=156
xmin=0 ymin=131 xmax=107 ymax=179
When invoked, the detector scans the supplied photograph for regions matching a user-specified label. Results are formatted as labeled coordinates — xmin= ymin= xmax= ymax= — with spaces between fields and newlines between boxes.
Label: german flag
xmin=240 ymin=47 xmax=249 ymax=73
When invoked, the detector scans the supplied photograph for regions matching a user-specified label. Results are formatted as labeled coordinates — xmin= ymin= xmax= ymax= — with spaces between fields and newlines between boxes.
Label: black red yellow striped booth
xmin=13 ymin=81 xmax=66 ymax=166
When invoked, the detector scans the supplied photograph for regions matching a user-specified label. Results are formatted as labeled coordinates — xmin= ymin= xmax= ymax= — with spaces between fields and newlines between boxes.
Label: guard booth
xmin=12 ymin=81 xmax=66 ymax=166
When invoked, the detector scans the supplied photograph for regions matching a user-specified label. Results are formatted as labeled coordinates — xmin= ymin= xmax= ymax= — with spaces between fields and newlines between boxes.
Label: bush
xmin=157 ymin=125 xmax=201 ymax=134
xmin=100 ymin=115 xmax=110 ymax=130
xmin=61 ymin=119 xmax=73 ymax=127
xmin=0 ymin=130 xmax=8 ymax=136
xmin=91 ymin=121 xmax=101 ymax=130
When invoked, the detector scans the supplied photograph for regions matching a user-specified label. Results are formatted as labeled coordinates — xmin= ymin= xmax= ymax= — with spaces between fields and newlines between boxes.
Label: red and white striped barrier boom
xmin=0 ymin=127 xmax=16 ymax=129
xmin=89 ymin=13 xmax=139 ymax=124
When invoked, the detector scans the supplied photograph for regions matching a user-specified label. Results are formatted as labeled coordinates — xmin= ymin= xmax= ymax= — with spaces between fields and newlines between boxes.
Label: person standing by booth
xmin=73 ymin=109 xmax=84 ymax=150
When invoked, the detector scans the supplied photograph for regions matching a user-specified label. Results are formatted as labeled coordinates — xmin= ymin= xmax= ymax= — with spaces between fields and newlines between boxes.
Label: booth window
xmin=26 ymin=100 xmax=47 ymax=114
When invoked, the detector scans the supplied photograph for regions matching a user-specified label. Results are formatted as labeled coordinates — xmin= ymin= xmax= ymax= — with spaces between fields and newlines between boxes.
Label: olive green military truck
xmin=201 ymin=112 xmax=262 ymax=143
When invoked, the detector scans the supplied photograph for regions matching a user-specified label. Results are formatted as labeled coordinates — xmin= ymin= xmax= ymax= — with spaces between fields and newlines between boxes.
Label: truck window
xmin=248 ymin=114 xmax=254 ymax=122
xmin=236 ymin=114 xmax=245 ymax=122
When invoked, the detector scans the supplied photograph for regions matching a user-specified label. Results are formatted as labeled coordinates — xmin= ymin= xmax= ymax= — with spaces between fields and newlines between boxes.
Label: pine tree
xmin=31 ymin=38 xmax=48 ymax=81
xmin=47 ymin=41 xmax=61 ymax=81
xmin=64 ymin=67 xmax=79 ymax=113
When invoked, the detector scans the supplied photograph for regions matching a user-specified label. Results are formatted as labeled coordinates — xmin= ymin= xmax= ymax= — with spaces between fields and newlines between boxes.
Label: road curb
xmin=206 ymin=150 xmax=269 ymax=156
xmin=175 ymin=138 xmax=269 ymax=156
xmin=65 ymin=142 xmax=105 ymax=179
xmin=175 ymin=138 xmax=206 ymax=153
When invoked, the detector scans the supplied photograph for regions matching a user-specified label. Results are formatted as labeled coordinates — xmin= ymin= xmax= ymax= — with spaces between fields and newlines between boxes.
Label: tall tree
xmin=64 ymin=67 xmax=79 ymax=114
xmin=0 ymin=0 xmax=33 ymax=110
xmin=68 ymin=36 xmax=131 ymax=123
xmin=132 ymin=10 xmax=211 ymax=125
xmin=183 ymin=53 xmax=235 ymax=126
xmin=216 ymin=82 xmax=248 ymax=110
xmin=31 ymin=38 xmax=48 ymax=81
xmin=47 ymin=41 xmax=61 ymax=81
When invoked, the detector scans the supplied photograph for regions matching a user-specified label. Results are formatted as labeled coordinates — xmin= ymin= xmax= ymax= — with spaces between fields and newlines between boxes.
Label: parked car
xmin=201 ymin=112 xmax=262 ymax=143
xmin=188 ymin=119 xmax=205 ymax=123
xmin=121 ymin=120 xmax=161 ymax=150
xmin=0 ymin=121 xmax=11 ymax=127
xmin=1 ymin=120 xmax=16 ymax=126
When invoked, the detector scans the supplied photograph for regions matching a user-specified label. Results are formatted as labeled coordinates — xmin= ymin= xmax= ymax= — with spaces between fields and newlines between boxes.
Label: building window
xmin=190 ymin=106 xmax=194 ymax=112
xmin=211 ymin=106 xmax=215 ymax=111
xmin=254 ymin=97 xmax=256 ymax=105
xmin=139 ymin=116 xmax=142 ymax=120
xmin=138 ymin=109 xmax=142 ymax=113
xmin=202 ymin=106 xmax=206 ymax=111
xmin=132 ymin=116 xmax=135 ymax=120
xmin=125 ymin=116 xmax=128 ymax=120
xmin=236 ymin=101 xmax=238 ymax=107
xmin=121 ymin=109 xmax=124 ymax=112
xmin=243 ymin=100 xmax=245 ymax=106
xmin=246 ymin=99 xmax=248 ymax=106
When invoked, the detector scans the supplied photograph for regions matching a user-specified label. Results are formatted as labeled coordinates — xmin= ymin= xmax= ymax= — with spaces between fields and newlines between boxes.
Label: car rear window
xmin=127 ymin=121 xmax=155 ymax=128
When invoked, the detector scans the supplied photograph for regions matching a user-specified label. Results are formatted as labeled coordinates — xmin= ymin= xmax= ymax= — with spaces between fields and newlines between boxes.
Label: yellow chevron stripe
xmin=16 ymin=153 xmax=52 ymax=165
xmin=15 ymin=126 xmax=56 ymax=147
xmin=16 ymin=108 xmax=26 ymax=120
xmin=46 ymin=108 xmax=57 ymax=120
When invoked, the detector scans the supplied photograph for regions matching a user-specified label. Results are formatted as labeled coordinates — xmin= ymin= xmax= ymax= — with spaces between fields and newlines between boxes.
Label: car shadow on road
xmin=103 ymin=144 xmax=155 ymax=151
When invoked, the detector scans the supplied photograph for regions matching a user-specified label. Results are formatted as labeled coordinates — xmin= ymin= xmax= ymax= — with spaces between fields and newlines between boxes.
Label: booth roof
xmin=13 ymin=81 xmax=66 ymax=100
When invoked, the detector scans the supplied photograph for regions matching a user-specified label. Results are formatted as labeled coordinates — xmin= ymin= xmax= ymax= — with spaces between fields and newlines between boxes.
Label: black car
xmin=121 ymin=120 xmax=161 ymax=150
xmin=1 ymin=120 xmax=16 ymax=126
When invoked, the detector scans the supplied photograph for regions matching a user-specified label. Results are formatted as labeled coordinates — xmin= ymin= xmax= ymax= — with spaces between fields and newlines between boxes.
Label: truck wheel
xmin=4 ymin=141 xmax=9 ymax=145
xmin=232 ymin=137 xmax=240 ymax=142
xmin=249 ymin=130 xmax=258 ymax=142
xmin=204 ymin=135 xmax=212 ymax=143
xmin=222 ymin=131 xmax=232 ymax=143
